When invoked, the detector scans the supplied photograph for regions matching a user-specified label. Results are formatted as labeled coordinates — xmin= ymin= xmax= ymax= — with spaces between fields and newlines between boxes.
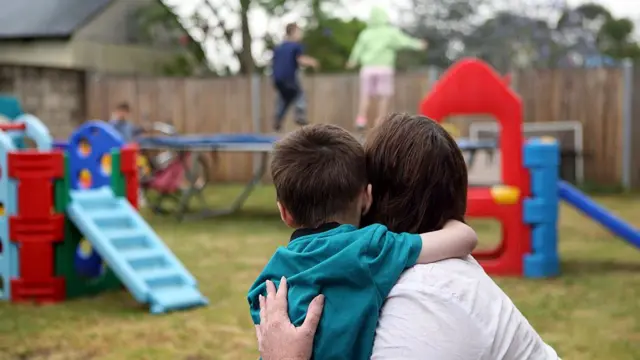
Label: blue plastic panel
xmin=67 ymin=121 xmax=125 ymax=190
xmin=15 ymin=114 xmax=53 ymax=150
xmin=524 ymin=139 xmax=560 ymax=168
xmin=523 ymin=138 xmax=561 ymax=278
xmin=0 ymin=131 xmax=17 ymax=300
xmin=0 ymin=96 xmax=23 ymax=120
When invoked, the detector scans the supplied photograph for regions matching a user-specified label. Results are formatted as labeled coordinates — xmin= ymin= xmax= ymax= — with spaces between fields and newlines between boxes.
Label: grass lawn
xmin=0 ymin=185 xmax=639 ymax=359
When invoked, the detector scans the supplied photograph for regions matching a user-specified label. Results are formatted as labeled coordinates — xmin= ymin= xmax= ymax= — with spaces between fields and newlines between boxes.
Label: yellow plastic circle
xmin=79 ymin=169 xmax=92 ymax=189
xmin=490 ymin=185 xmax=521 ymax=205
xmin=78 ymin=239 xmax=93 ymax=258
xmin=137 ymin=155 xmax=151 ymax=177
xmin=540 ymin=136 xmax=557 ymax=144
xmin=101 ymin=154 xmax=112 ymax=175
xmin=78 ymin=138 xmax=91 ymax=157
xmin=441 ymin=123 xmax=461 ymax=138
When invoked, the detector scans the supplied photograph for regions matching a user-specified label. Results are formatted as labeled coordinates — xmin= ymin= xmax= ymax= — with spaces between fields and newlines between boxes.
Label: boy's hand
xmin=346 ymin=61 xmax=356 ymax=70
xmin=258 ymin=278 xmax=325 ymax=360
xmin=420 ymin=39 xmax=429 ymax=50
xmin=299 ymin=55 xmax=320 ymax=71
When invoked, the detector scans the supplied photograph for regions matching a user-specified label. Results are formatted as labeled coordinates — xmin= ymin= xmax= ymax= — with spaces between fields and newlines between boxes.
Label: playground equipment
xmin=420 ymin=59 xmax=640 ymax=278
xmin=0 ymin=97 xmax=207 ymax=313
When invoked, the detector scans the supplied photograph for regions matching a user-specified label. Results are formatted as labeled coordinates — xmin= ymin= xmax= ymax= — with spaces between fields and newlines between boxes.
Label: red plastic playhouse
xmin=420 ymin=59 xmax=530 ymax=276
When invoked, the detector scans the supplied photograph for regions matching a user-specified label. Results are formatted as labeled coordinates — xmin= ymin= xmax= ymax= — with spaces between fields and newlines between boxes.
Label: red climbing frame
xmin=121 ymin=144 xmax=139 ymax=209
xmin=419 ymin=59 xmax=530 ymax=276
xmin=8 ymin=150 xmax=66 ymax=302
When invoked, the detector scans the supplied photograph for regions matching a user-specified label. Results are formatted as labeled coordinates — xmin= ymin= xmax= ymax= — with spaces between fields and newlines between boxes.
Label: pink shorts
xmin=360 ymin=66 xmax=395 ymax=97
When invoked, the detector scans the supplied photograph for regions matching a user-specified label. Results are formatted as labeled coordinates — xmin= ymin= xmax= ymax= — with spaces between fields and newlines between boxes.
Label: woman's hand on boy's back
xmin=257 ymin=278 xmax=325 ymax=360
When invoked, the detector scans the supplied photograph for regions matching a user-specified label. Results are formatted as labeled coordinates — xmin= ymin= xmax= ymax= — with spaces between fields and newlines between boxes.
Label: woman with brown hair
xmin=258 ymin=114 xmax=559 ymax=360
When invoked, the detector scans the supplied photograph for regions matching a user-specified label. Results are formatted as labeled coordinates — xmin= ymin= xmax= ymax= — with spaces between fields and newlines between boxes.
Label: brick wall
xmin=0 ymin=64 xmax=86 ymax=139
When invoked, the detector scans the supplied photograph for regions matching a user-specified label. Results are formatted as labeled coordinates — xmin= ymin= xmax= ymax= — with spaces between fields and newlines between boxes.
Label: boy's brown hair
xmin=362 ymin=113 xmax=468 ymax=233
xmin=285 ymin=23 xmax=299 ymax=36
xmin=271 ymin=124 xmax=367 ymax=228
xmin=115 ymin=102 xmax=130 ymax=112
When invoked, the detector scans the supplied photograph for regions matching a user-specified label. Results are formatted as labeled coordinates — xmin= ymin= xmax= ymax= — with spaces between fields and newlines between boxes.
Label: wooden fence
xmin=85 ymin=68 xmax=626 ymax=185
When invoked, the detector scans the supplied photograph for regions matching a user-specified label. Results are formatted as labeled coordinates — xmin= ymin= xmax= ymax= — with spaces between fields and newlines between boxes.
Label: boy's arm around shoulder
xmin=363 ymin=221 xmax=476 ymax=299
xmin=416 ymin=220 xmax=477 ymax=264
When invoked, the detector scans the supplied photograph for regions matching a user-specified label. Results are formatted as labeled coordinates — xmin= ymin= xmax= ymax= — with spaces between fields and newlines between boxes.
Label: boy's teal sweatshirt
xmin=247 ymin=223 xmax=422 ymax=360
xmin=348 ymin=7 xmax=424 ymax=68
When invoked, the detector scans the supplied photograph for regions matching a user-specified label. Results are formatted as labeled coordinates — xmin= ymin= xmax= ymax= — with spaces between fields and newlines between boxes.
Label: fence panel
xmin=84 ymin=68 xmax=625 ymax=185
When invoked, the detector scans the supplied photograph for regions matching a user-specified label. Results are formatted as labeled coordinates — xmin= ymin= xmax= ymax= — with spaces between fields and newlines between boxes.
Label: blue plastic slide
xmin=558 ymin=181 xmax=640 ymax=249
xmin=67 ymin=187 xmax=208 ymax=313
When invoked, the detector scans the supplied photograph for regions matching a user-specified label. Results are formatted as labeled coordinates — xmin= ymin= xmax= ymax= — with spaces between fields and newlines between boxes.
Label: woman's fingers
xmin=301 ymin=294 xmax=325 ymax=335
xmin=259 ymin=294 xmax=267 ymax=324
xmin=272 ymin=277 xmax=290 ymax=318
xmin=276 ymin=277 xmax=288 ymax=302
xmin=265 ymin=280 xmax=277 ymax=302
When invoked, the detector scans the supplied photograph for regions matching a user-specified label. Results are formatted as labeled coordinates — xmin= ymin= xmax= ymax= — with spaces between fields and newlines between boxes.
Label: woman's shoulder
xmin=395 ymin=256 xmax=485 ymax=285
xmin=389 ymin=256 xmax=503 ymax=315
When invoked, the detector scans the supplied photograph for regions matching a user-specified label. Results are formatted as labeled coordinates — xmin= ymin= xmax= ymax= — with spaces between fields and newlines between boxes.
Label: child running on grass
xmin=347 ymin=6 xmax=427 ymax=131
xmin=271 ymin=23 xmax=320 ymax=132
xmin=247 ymin=124 xmax=477 ymax=360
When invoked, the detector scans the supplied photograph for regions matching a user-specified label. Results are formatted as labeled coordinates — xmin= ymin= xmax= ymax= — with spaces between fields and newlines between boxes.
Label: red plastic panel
xmin=0 ymin=123 xmax=26 ymax=131
xmin=8 ymin=151 xmax=66 ymax=303
xmin=121 ymin=144 xmax=140 ymax=209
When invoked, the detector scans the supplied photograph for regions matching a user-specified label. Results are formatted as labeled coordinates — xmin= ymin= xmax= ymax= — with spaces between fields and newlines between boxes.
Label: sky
xmin=164 ymin=0 xmax=640 ymax=72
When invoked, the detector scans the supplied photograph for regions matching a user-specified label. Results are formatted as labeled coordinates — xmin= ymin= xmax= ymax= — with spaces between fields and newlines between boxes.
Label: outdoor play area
xmin=0 ymin=59 xmax=638 ymax=359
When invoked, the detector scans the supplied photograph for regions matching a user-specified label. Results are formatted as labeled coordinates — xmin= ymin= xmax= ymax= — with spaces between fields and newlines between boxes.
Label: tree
xmin=153 ymin=0 xmax=352 ymax=75
xmin=395 ymin=0 xmax=640 ymax=70
xmin=599 ymin=18 xmax=640 ymax=59
xmin=136 ymin=0 xmax=210 ymax=76
xmin=464 ymin=12 xmax=556 ymax=71
xmin=257 ymin=0 xmax=357 ymax=72
xmin=396 ymin=0 xmax=501 ymax=69
xmin=556 ymin=3 xmax=640 ymax=64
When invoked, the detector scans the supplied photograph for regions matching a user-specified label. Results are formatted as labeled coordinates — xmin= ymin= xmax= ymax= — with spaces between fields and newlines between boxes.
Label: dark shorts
xmin=273 ymin=78 xmax=307 ymax=131
xmin=274 ymin=79 xmax=302 ymax=102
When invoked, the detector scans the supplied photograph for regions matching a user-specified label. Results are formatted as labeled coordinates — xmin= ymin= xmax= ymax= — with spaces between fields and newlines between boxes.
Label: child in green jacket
xmin=347 ymin=7 xmax=427 ymax=131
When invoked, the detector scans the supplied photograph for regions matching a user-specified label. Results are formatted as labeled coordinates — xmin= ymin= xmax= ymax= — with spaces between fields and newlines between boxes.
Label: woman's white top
xmin=372 ymin=256 xmax=560 ymax=360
